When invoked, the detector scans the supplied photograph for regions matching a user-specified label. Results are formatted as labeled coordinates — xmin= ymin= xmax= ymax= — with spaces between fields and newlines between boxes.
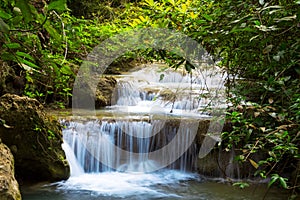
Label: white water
xmin=59 ymin=63 xmax=226 ymax=198
xmin=110 ymin=63 xmax=226 ymax=115
xmin=61 ymin=120 xmax=200 ymax=198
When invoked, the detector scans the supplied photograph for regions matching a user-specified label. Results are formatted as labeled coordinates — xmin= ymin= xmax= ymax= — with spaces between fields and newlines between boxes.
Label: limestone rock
xmin=0 ymin=141 xmax=21 ymax=200
xmin=95 ymin=76 xmax=117 ymax=108
xmin=0 ymin=94 xmax=70 ymax=183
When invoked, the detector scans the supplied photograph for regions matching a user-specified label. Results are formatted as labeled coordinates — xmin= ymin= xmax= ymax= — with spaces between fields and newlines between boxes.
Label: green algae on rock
xmin=0 ymin=94 xmax=70 ymax=183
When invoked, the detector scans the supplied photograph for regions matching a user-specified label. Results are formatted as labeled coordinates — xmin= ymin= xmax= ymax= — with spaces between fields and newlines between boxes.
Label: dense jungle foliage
xmin=0 ymin=0 xmax=299 ymax=198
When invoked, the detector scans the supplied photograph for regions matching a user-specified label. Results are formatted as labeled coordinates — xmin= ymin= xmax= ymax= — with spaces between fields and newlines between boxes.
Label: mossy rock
xmin=0 ymin=94 xmax=70 ymax=183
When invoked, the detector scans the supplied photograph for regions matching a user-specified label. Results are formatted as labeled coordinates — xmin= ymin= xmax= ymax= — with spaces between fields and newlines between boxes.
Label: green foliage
xmin=0 ymin=0 xmax=74 ymax=106
xmin=232 ymin=182 xmax=250 ymax=189
xmin=0 ymin=1 xmax=299 ymax=195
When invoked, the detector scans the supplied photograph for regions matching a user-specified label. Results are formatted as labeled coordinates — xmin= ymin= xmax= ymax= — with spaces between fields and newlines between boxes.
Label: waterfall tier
xmin=62 ymin=119 xmax=200 ymax=175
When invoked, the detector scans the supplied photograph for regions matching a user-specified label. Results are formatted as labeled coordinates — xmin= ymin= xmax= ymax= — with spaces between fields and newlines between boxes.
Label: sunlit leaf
xmin=60 ymin=65 xmax=73 ymax=75
xmin=279 ymin=177 xmax=288 ymax=189
xmin=249 ymin=159 xmax=259 ymax=169
xmin=16 ymin=51 xmax=35 ymax=61
xmin=4 ymin=43 xmax=21 ymax=49
xmin=0 ymin=10 xmax=12 ymax=19
xmin=259 ymin=0 xmax=264 ymax=5
xmin=268 ymin=174 xmax=279 ymax=188
xmin=48 ymin=0 xmax=67 ymax=12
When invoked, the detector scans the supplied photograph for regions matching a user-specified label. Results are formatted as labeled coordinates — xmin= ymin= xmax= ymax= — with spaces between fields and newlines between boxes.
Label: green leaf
xmin=268 ymin=174 xmax=279 ymax=188
xmin=60 ymin=65 xmax=73 ymax=75
xmin=185 ymin=60 xmax=195 ymax=72
xmin=17 ymin=56 xmax=40 ymax=69
xmin=16 ymin=0 xmax=33 ymax=23
xmin=279 ymin=177 xmax=288 ymax=189
xmin=0 ymin=18 xmax=10 ymax=33
xmin=48 ymin=0 xmax=67 ymax=12
xmin=43 ymin=21 xmax=62 ymax=42
xmin=0 ymin=10 xmax=12 ymax=19
xmin=4 ymin=43 xmax=21 ymax=49
xmin=159 ymin=73 xmax=165 ymax=81
xmin=16 ymin=51 xmax=35 ymax=61
xmin=202 ymin=14 xmax=213 ymax=21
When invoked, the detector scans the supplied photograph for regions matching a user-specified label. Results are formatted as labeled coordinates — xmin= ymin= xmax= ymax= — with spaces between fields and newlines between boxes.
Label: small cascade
xmin=62 ymin=119 xmax=198 ymax=174
xmin=110 ymin=64 xmax=226 ymax=114
xmin=62 ymin=143 xmax=84 ymax=176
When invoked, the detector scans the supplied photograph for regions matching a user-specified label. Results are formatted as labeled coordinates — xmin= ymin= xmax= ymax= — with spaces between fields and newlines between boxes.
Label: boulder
xmin=0 ymin=94 xmax=70 ymax=183
xmin=95 ymin=76 xmax=117 ymax=108
xmin=0 ymin=140 xmax=21 ymax=200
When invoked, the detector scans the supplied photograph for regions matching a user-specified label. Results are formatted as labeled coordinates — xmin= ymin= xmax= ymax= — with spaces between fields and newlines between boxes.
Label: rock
xmin=0 ymin=94 xmax=70 ymax=183
xmin=95 ymin=76 xmax=117 ymax=108
xmin=0 ymin=62 xmax=25 ymax=96
xmin=0 ymin=141 xmax=21 ymax=200
xmin=197 ymin=148 xmax=266 ymax=179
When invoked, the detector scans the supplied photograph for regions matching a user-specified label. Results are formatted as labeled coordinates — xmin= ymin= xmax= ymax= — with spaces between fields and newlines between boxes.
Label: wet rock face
xmin=0 ymin=141 xmax=21 ymax=200
xmin=0 ymin=94 xmax=70 ymax=183
xmin=95 ymin=76 xmax=117 ymax=108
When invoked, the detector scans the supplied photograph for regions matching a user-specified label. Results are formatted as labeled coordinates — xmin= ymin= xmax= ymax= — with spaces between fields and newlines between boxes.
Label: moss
xmin=0 ymin=94 xmax=70 ymax=183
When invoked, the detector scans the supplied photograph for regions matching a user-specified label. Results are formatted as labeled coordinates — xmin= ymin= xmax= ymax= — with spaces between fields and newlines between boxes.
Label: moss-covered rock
xmin=0 ymin=94 xmax=70 ymax=183
xmin=0 ymin=140 xmax=21 ymax=200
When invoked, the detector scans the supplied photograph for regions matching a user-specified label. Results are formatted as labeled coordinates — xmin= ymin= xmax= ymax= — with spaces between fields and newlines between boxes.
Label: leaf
xmin=48 ymin=0 xmax=67 ymax=12
xmin=260 ymin=127 xmax=266 ymax=132
xmin=275 ymin=15 xmax=297 ymax=22
xmin=17 ymin=56 xmax=40 ymax=69
xmin=43 ymin=21 xmax=62 ymax=42
xmin=268 ymin=174 xmax=278 ymax=188
xmin=4 ymin=43 xmax=21 ymax=49
xmin=0 ymin=18 xmax=9 ymax=34
xmin=249 ymin=159 xmax=259 ymax=169
xmin=279 ymin=177 xmax=288 ymax=189
xmin=263 ymin=45 xmax=273 ymax=54
xmin=16 ymin=0 xmax=33 ymax=23
xmin=259 ymin=0 xmax=264 ymax=5
xmin=254 ymin=112 xmax=260 ymax=118
xmin=168 ymin=0 xmax=176 ymax=7
xmin=202 ymin=14 xmax=213 ymax=21
xmin=60 ymin=65 xmax=73 ymax=75
xmin=159 ymin=74 xmax=165 ymax=81
xmin=0 ymin=10 xmax=12 ymax=19
xmin=16 ymin=51 xmax=35 ymax=61
xmin=250 ymin=35 xmax=259 ymax=42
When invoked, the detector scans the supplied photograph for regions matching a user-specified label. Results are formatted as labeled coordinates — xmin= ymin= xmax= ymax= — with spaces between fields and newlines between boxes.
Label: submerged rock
xmin=0 ymin=140 xmax=21 ymax=200
xmin=0 ymin=94 xmax=70 ymax=183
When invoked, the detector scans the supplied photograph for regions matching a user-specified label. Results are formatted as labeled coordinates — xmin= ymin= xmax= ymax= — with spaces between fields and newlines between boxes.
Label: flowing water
xmin=22 ymin=64 xmax=289 ymax=200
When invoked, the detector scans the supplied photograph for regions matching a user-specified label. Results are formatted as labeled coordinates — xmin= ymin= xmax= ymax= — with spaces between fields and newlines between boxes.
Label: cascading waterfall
xmin=62 ymin=64 xmax=226 ymax=176
xmin=57 ymin=63 xmax=227 ymax=198
xmin=62 ymin=119 xmax=198 ymax=175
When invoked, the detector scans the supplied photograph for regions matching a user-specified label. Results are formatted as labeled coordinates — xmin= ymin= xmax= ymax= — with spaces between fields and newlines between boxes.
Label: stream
xmin=22 ymin=64 xmax=289 ymax=200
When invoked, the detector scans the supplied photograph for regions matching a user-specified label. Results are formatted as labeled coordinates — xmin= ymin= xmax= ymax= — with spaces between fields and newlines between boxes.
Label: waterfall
xmin=62 ymin=119 xmax=198 ymax=174
xmin=63 ymin=63 xmax=225 ymax=176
